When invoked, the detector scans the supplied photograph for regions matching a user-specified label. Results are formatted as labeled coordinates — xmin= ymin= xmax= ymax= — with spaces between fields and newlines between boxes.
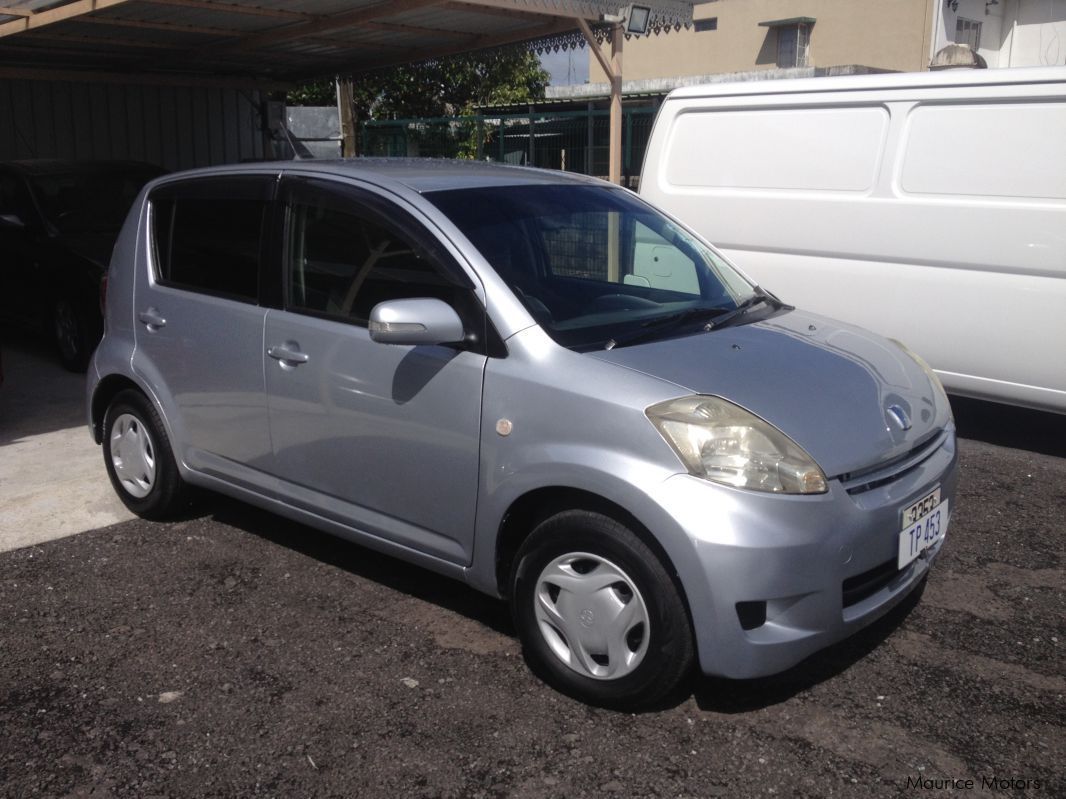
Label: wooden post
xmin=609 ymin=23 xmax=623 ymax=185
xmin=577 ymin=18 xmax=624 ymax=185
xmin=336 ymin=77 xmax=357 ymax=157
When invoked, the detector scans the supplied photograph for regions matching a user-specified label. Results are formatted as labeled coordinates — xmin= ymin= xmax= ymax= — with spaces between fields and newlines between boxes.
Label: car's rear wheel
xmin=511 ymin=509 xmax=694 ymax=709
xmin=102 ymin=389 xmax=187 ymax=519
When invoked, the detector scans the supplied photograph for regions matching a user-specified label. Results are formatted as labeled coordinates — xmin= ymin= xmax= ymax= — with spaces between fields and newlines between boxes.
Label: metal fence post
xmin=624 ymin=109 xmax=633 ymax=182
xmin=586 ymin=102 xmax=593 ymax=176
xmin=528 ymin=107 xmax=534 ymax=167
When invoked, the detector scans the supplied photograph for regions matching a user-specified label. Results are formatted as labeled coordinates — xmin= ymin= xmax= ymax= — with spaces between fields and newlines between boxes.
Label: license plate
xmin=898 ymin=487 xmax=949 ymax=569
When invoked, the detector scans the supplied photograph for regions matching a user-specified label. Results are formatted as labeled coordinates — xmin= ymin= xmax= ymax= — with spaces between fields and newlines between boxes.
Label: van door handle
xmin=138 ymin=308 xmax=166 ymax=330
xmin=267 ymin=343 xmax=310 ymax=366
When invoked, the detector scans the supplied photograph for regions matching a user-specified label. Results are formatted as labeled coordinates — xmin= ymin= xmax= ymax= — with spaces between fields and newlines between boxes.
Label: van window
xmin=901 ymin=103 xmax=1066 ymax=201
xmin=284 ymin=187 xmax=463 ymax=324
xmin=666 ymin=107 xmax=888 ymax=192
xmin=151 ymin=177 xmax=270 ymax=302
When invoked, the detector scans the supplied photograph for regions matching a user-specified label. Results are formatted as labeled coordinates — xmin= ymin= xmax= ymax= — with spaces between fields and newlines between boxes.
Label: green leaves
xmin=288 ymin=49 xmax=550 ymax=120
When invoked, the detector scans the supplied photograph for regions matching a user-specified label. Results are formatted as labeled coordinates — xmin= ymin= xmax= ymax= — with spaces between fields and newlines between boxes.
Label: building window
xmin=777 ymin=23 xmax=810 ymax=68
xmin=955 ymin=17 xmax=982 ymax=51
xmin=760 ymin=17 xmax=815 ymax=68
xmin=693 ymin=17 xmax=718 ymax=32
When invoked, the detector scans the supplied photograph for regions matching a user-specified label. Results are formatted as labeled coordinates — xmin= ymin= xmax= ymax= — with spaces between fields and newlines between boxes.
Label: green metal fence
xmin=360 ymin=107 xmax=657 ymax=185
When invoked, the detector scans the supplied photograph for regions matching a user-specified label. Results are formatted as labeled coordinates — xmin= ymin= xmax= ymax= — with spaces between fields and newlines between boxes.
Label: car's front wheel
xmin=53 ymin=297 xmax=100 ymax=372
xmin=102 ymin=389 xmax=187 ymax=519
xmin=511 ymin=510 xmax=695 ymax=709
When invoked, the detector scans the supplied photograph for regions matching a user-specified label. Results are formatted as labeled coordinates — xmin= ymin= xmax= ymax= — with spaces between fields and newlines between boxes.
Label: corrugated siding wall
xmin=0 ymin=79 xmax=269 ymax=170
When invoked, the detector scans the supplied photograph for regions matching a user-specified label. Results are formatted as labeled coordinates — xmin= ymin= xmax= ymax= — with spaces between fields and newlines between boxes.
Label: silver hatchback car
xmin=88 ymin=160 xmax=957 ymax=708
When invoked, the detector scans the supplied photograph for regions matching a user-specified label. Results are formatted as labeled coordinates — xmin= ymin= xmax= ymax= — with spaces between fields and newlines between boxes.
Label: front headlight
xmin=889 ymin=339 xmax=953 ymax=421
xmin=646 ymin=396 xmax=828 ymax=494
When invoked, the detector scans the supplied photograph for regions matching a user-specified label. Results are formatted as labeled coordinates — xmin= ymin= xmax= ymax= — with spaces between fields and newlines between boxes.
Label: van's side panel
xmin=641 ymin=68 xmax=1066 ymax=413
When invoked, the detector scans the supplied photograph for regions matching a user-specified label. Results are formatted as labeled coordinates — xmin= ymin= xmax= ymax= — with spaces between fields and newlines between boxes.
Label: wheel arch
xmin=493 ymin=486 xmax=694 ymax=623
xmin=90 ymin=374 xmax=150 ymax=444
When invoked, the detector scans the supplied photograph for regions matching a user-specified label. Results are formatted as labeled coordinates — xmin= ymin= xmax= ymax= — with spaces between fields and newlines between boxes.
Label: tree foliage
xmin=287 ymin=48 xmax=550 ymax=120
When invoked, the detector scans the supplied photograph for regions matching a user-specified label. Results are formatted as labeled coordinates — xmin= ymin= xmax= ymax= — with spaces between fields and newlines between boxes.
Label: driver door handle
xmin=267 ymin=344 xmax=310 ymax=366
xmin=138 ymin=308 xmax=166 ymax=330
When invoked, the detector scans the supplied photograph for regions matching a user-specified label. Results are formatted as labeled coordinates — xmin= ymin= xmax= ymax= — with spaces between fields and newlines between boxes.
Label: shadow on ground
xmin=206 ymin=493 xmax=516 ymax=639
xmin=0 ymin=324 xmax=86 ymax=444
xmin=950 ymin=395 xmax=1066 ymax=458
xmin=200 ymin=491 xmax=925 ymax=713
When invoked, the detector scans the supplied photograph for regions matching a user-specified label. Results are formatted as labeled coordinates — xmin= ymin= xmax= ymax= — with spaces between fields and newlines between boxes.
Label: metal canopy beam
xmin=0 ymin=0 xmax=695 ymax=182
xmin=0 ymin=0 xmax=134 ymax=39
xmin=137 ymin=0 xmax=312 ymax=20
xmin=216 ymin=0 xmax=447 ymax=53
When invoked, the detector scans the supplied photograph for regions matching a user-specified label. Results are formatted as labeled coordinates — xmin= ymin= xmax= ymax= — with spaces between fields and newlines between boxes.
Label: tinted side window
xmin=151 ymin=177 xmax=271 ymax=302
xmin=285 ymin=187 xmax=466 ymax=324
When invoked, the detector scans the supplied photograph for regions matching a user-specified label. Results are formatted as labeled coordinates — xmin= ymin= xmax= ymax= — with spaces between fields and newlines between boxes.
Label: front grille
xmin=841 ymin=429 xmax=947 ymax=495
xmin=842 ymin=558 xmax=900 ymax=608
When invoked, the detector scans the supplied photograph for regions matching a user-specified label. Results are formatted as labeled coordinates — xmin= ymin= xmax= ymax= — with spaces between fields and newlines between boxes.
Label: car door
xmin=133 ymin=174 xmax=274 ymax=491
xmin=264 ymin=176 xmax=487 ymax=565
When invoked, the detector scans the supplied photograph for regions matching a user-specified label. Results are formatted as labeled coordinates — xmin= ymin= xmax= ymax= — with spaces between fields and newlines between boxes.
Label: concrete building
xmin=588 ymin=0 xmax=937 ymax=84
xmin=587 ymin=0 xmax=1065 ymax=85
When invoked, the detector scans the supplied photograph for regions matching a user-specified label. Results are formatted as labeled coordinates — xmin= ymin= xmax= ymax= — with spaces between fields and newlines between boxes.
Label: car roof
xmin=155 ymin=157 xmax=607 ymax=194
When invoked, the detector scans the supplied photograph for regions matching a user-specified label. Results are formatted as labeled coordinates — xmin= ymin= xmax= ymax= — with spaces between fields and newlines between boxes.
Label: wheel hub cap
xmin=109 ymin=414 xmax=156 ymax=498
xmin=533 ymin=552 xmax=650 ymax=680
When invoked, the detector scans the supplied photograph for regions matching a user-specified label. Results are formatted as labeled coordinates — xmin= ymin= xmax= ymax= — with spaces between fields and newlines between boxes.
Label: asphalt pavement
xmin=0 ymin=336 xmax=1063 ymax=798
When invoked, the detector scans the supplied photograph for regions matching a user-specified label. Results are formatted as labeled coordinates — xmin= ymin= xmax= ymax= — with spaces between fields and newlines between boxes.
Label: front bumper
xmin=650 ymin=427 xmax=958 ymax=679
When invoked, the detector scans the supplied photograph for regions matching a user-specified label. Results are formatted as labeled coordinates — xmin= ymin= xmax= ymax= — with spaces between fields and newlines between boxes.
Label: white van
xmin=640 ymin=66 xmax=1066 ymax=414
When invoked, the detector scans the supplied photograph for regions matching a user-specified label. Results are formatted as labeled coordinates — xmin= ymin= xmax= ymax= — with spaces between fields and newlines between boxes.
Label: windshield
xmin=28 ymin=165 xmax=162 ymax=235
xmin=426 ymin=184 xmax=761 ymax=350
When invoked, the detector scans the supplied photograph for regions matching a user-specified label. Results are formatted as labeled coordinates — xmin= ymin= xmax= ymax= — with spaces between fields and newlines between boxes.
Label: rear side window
xmin=151 ymin=176 xmax=271 ymax=302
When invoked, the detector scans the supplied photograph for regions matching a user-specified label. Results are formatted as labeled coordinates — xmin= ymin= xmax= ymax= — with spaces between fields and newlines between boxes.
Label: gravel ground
xmin=1 ymin=406 xmax=1063 ymax=798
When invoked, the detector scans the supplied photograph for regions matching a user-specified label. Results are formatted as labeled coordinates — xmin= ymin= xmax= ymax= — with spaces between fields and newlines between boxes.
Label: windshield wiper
xmin=702 ymin=291 xmax=784 ymax=332
xmin=604 ymin=306 xmax=731 ymax=350
xmin=603 ymin=290 xmax=792 ymax=350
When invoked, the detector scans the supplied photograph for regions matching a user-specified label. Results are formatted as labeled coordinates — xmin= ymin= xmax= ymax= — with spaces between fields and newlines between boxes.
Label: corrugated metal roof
xmin=0 ymin=1 xmax=693 ymax=86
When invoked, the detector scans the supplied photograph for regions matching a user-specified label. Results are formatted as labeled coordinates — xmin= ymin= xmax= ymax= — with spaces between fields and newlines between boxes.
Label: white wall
xmin=1001 ymin=0 xmax=1066 ymax=65
xmin=933 ymin=0 xmax=1066 ymax=67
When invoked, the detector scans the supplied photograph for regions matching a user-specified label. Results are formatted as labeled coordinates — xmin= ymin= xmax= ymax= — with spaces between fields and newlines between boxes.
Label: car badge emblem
xmin=886 ymin=405 xmax=912 ymax=432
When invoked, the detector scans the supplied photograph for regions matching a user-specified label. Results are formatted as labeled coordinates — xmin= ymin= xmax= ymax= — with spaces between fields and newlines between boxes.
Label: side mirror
xmin=368 ymin=298 xmax=465 ymax=345
xmin=0 ymin=213 xmax=25 ymax=230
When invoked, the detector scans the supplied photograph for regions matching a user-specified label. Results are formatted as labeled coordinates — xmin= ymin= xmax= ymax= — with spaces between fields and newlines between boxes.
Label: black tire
xmin=102 ymin=389 xmax=187 ymax=520
xmin=511 ymin=510 xmax=695 ymax=709
xmin=53 ymin=297 xmax=100 ymax=373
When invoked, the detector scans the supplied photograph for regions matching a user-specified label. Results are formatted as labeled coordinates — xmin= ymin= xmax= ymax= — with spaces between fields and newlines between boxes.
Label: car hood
xmin=587 ymin=309 xmax=949 ymax=478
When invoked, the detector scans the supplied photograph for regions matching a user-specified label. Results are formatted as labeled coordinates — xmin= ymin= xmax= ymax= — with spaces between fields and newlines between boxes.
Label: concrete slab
xmin=0 ymin=329 xmax=133 ymax=553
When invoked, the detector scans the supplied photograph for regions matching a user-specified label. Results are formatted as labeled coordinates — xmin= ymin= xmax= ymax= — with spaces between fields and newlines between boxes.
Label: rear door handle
xmin=138 ymin=308 xmax=166 ymax=330
xmin=267 ymin=343 xmax=310 ymax=366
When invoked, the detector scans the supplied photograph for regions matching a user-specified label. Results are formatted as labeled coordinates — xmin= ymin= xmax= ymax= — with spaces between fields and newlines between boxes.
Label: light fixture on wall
xmin=985 ymin=0 xmax=999 ymax=14
xmin=624 ymin=4 xmax=652 ymax=35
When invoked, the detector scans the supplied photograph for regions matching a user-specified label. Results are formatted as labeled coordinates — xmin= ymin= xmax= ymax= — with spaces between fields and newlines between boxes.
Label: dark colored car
xmin=0 ymin=160 xmax=165 ymax=370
